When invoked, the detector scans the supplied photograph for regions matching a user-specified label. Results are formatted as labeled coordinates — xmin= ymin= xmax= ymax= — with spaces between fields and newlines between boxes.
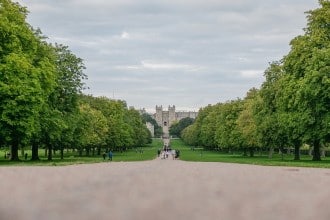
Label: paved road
xmin=1 ymin=157 xmax=330 ymax=220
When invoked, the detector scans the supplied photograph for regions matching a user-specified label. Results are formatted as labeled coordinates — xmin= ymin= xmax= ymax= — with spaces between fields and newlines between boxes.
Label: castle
xmin=153 ymin=105 xmax=198 ymax=138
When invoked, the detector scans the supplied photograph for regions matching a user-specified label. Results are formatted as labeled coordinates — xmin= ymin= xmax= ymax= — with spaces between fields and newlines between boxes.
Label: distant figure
xmin=175 ymin=150 xmax=180 ymax=159
xmin=171 ymin=150 xmax=176 ymax=160
xmin=102 ymin=152 xmax=106 ymax=160
xmin=157 ymin=149 xmax=161 ymax=157
xmin=108 ymin=151 xmax=113 ymax=161
xmin=24 ymin=153 xmax=28 ymax=160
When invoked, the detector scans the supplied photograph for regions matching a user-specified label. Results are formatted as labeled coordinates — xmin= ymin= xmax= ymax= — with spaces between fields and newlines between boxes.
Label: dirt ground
xmin=1 ymin=157 xmax=330 ymax=220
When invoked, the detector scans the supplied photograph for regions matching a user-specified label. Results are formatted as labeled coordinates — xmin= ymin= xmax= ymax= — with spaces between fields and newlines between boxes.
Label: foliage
xmin=169 ymin=117 xmax=194 ymax=137
xmin=0 ymin=0 xmax=56 ymax=160
xmin=182 ymin=1 xmax=330 ymax=161
xmin=141 ymin=113 xmax=163 ymax=137
xmin=0 ymin=1 xmax=152 ymax=161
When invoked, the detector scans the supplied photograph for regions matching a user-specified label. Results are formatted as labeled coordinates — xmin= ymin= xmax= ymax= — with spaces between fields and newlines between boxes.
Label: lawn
xmin=2 ymin=138 xmax=330 ymax=168
xmin=0 ymin=138 xmax=163 ymax=166
xmin=170 ymin=139 xmax=330 ymax=168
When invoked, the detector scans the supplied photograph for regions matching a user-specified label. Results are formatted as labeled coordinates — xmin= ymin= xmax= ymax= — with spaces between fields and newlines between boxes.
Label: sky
xmin=17 ymin=0 xmax=319 ymax=112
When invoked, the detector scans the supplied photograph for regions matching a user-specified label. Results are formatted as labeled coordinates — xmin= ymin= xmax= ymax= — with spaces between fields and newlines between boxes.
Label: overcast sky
xmin=17 ymin=0 xmax=318 ymax=112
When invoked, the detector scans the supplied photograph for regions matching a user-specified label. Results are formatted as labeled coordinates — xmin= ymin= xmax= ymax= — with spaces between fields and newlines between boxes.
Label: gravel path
xmin=1 ymin=157 xmax=330 ymax=220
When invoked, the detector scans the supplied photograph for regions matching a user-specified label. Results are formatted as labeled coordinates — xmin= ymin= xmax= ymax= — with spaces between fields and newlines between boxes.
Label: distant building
xmin=153 ymin=105 xmax=198 ymax=138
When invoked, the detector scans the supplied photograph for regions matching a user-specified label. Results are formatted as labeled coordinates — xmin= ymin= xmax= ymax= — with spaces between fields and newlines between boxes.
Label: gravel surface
xmin=1 ymin=157 xmax=330 ymax=220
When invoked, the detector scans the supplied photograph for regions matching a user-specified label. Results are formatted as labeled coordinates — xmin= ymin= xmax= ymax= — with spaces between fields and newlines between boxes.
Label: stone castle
xmin=153 ymin=105 xmax=198 ymax=138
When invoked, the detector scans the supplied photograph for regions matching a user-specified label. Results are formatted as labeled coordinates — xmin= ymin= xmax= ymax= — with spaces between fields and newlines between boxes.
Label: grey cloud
xmin=17 ymin=0 xmax=319 ymax=110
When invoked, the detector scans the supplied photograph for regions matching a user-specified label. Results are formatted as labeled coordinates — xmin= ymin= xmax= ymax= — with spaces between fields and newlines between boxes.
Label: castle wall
xmin=153 ymin=105 xmax=198 ymax=137
xmin=176 ymin=111 xmax=198 ymax=121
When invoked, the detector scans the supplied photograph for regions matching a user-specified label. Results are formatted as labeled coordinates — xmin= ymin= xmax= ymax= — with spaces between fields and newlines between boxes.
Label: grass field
xmin=0 ymin=139 xmax=163 ymax=166
xmin=170 ymin=139 xmax=330 ymax=168
xmin=1 ymin=138 xmax=330 ymax=168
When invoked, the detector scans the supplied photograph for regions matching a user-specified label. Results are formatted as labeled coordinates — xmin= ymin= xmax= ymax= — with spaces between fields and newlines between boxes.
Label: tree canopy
xmin=182 ymin=1 xmax=330 ymax=161
xmin=0 ymin=0 xmax=152 ymax=161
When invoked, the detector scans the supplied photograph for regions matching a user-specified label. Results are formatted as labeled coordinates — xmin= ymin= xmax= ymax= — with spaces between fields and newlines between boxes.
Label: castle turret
xmin=155 ymin=105 xmax=163 ymax=127
xmin=168 ymin=105 xmax=176 ymax=127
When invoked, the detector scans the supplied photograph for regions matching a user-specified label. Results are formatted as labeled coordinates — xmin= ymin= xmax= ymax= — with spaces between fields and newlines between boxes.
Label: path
xmin=1 ymin=158 xmax=330 ymax=220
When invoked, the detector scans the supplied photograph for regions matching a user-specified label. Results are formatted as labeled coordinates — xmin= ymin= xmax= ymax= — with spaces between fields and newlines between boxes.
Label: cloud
xmin=240 ymin=70 xmax=263 ymax=78
xmin=16 ymin=0 xmax=319 ymax=110
xmin=115 ymin=60 xmax=200 ymax=71
xmin=120 ymin=32 xmax=130 ymax=39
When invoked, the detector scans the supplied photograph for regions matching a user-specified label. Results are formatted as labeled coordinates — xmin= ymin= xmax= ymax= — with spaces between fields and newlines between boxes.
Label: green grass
xmin=2 ymin=139 xmax=330 ymax=168
xmin=0 ymin=139 xmax=163 ymax=166
xmin=171 ymin=139 xmax=330 ymax=168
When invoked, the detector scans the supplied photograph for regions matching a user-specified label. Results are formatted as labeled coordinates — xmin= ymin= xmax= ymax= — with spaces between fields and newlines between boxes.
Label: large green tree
xmin=214 ymin=100 xmax=244 ymax=153
xmin=237 ymin=88 xmax=261 ymax=156
xmin=281 ymin=0 xmax=330 ymax=161
xmin=0 ymin=0 xmax=56 ymax=160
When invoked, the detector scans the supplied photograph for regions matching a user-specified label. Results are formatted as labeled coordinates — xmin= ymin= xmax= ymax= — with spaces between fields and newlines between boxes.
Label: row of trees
xmin=182 ymin=0 xmax=330 ymax=161
xmin=0 ymin=0 xmax=151 ymax=161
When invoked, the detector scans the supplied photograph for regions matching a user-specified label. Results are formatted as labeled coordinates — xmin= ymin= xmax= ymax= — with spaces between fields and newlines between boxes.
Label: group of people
xmin=157 ymin=148 xmax=180 ymax=160
xmin=102 ymin=151 xmax=113 ymax=161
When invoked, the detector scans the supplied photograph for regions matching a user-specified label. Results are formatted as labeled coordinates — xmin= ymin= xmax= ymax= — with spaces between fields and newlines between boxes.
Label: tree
xmin=199 ymin=109 xmax=217 ymax=149
xmin=75 ymin=103 xmax=108 ymax=156
xmin=281 ymin=0 xmax=330 ymax=160
xmin=126 ymin=109 xmax=151 ymax=147
xmin=169 ymin=117 xmax=194 ymax=138
xmin=181 ymin=124 xmax=199 ymax=147
xmin=0 ymin=0 xmax=56 ymax=160
xmin=40 ymin=43 xmax=86 ymax=160
xmin=214 ymin=100 xmax=244 ymax=154
xmin=237 ymin=89 xmax=261 ymax=156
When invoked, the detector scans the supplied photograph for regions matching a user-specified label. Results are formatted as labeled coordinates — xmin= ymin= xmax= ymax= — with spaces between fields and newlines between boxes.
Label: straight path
xmin=1 ymin=158 xmax=330 ymax=220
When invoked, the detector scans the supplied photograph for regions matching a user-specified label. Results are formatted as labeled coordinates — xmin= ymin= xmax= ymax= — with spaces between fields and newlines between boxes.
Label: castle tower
xmin=168 ymin=105 xmax=176 ymax=127
xmin=155 ymin=105 xmax=163 ymax=127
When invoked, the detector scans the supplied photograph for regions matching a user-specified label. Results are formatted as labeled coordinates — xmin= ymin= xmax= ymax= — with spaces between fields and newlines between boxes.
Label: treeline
xmin=0 ymin=0 xmax=151 ymax=161
xmin=182 ymin=0 xmax=330 ymax=161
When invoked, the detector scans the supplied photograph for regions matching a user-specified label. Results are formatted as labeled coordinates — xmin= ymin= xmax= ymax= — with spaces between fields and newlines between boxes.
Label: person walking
xmin=108 ymin=151 xmax=113 ymax=161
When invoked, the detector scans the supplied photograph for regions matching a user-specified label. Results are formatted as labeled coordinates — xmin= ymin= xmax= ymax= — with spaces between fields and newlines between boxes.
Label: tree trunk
xmin=60 ymin=148 xmax=64 ymax=160
xmin=31 ymin=141 xmax=40 ymax=161
xmin=294 ymin=145 xmax=300 ymax=161
xmin=268 ymin=147 xmax=274 ymax=159
xmin=97 ymin=147 xmax=101 ymax=156
xmin=48 ymin=144 xmax=53 ymax=161
xmin=92 ymin=147 xmax=95 ymax=156
xmin=86 ymin=146 xmax=90 ymax=156
xmin=10 ymin=139 xmax=20 ymax=161
xmin=249 ymin=147 xmax=254 ymax=157
xmin=312 ymin=140 xmax=321 ymax=161
xmin=243 ymin=148 xmax=248 ymax=156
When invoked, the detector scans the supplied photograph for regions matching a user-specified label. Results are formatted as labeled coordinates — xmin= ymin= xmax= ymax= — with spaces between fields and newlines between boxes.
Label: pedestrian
xmin=24 ymin=153 xmax=28 ymax=160
xmin=102 ymin=152 xmax=106 ymax=160
xmin=171 ymin=149 xmax=176 ymax=160
xmin=157 ymin=149 xmax=161 ymax=157
xmin=108 ymin=151 xmax=113 ymax=161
